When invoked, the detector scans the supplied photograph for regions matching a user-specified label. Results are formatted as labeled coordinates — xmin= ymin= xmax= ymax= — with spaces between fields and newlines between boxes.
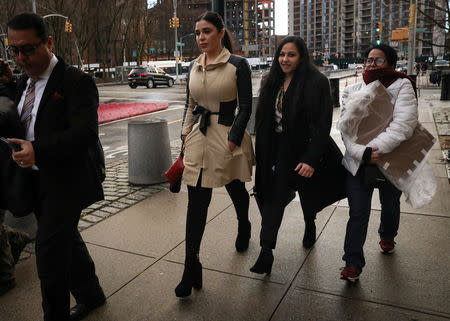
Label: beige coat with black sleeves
xmin=181 ymin=48 xmax=255 ymax=188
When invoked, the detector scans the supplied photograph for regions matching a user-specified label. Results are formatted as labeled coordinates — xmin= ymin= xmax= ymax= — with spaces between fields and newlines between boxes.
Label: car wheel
xmin=167 ymin=79 xmax=174 ymax=87
xmin=146 ymin=79 xmax=154 ymax=88
xmin=129 ymin=83 xmax=137 ymax=89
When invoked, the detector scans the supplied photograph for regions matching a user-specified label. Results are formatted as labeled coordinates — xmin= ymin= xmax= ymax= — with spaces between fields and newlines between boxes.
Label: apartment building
xmin=241 ymin=0 xmax=275 ymax=57
xmin=155 ymin=0 xmax=275 ymax=58
xmin=289 ymin=0 xmax=339 ymax=59
xmin=289 ymin=0 xmax=447 ymax=59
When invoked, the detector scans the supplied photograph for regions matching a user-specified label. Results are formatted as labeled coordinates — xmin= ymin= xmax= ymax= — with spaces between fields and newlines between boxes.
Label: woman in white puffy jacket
xmin=338 ymin=44 xmax=418 ymax=283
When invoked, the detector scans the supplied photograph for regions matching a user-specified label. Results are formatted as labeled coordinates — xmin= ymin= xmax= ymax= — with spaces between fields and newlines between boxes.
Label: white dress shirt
xmin=17 ymin=54 xmax=58 ymax=142
xmin=16 ymin=54 xmax=58 ymax=170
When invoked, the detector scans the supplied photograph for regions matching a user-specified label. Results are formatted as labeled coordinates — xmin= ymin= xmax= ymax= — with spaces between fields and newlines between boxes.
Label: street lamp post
xmin=42 ymin=14 xmax=83 ymax=69
xmin=31 ymin=0 xmax=36 ymax=13
xmin=173 ymin=0 xmax=179 ymax=84
xmin=179 ymin=33 xmax=194 ymax=61
xmin=0 ymin=25 xmax=8 ymax=60
xmin=407 ymin=0 xmax=417 ymax=75
xmin=255 ymin=0 xmax=258 ymax=59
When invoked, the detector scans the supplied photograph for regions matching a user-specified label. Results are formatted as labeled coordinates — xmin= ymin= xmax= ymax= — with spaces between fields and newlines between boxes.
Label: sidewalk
xmin=1 ymin=87 xmax=449 ymax=321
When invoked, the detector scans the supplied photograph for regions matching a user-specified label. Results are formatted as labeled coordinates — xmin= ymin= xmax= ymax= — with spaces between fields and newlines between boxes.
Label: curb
xmin=98 ymin=102 xmax=168 ymax=124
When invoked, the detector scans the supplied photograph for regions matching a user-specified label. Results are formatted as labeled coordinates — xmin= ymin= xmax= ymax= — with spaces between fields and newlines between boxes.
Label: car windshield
xmin=435 ymin=60 xmax=449 ymax=66
xmin=130 ymin=68 xmax=146 ymax=73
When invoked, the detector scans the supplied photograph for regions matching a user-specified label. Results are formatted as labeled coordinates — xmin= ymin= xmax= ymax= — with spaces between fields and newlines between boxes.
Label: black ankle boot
xmin=250 ymin=248 xmax=273 ymax=275
xmin=235 ymin=221 xmax=251 ymax=252
xmin=302 ymin=221 xmax=316 ymax=249
xmin=175 ymin=259 xmax=203 ymax=297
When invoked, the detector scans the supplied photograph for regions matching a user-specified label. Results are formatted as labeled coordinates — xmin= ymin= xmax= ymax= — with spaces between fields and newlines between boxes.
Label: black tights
xmin=185 ymin=179 xmax=249 ymax=259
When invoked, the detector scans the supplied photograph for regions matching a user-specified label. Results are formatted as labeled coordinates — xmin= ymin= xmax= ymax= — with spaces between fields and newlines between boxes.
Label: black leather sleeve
xmin=227 ymin=56 xmax=252 ymax=146
xmin=181 ymin=61 xmax=195 ymax=131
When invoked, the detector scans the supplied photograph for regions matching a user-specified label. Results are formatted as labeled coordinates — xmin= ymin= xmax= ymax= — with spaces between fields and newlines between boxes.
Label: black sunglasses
xmin=7 ymin=41 xmax=44 ymax=57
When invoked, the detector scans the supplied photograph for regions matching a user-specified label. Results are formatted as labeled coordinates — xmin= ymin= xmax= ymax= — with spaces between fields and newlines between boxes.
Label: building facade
xmin=153 ymin=0 xmax=275 ymax=59
xmin=289 ymin=0 xmax=447 ymax=60
xmin=241 ymin=0 xmax=275 ymax=58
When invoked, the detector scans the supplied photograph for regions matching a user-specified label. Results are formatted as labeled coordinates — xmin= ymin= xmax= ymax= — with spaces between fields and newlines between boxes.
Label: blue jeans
xmin=342 ymin=168 xmax=402 ymax=272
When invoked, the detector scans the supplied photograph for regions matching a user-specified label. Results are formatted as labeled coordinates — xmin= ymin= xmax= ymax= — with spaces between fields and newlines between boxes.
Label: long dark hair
xmin=256 ymin=36 xmax=314 ymax=130
xmin=195 ymin=11 xmax=234 ymax=53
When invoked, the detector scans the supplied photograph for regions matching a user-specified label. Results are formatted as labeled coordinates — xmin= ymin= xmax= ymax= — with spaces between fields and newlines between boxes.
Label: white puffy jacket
xmin=340 ymin=78 xmax=418 ymax=175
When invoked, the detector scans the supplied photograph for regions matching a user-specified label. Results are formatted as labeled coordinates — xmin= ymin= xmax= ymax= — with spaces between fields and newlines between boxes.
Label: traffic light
xmin=64 ymin=21 xmax=72 ymax=33
xmin=409 ymin=4 xmax=416 ymax=26
xmin=169 ymin=18 xmax=174 ymax=28
xmin=174 ymin=17 xmax=180 ymax=28
xmin=375 ymin=21 xmax=382 ymax=45
xmin=376 ymin=21 xmax=382 ymax=33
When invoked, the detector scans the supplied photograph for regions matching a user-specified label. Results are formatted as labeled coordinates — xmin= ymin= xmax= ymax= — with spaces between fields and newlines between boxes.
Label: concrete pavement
xmin=0 ymin=83 xmax=449 ymax=320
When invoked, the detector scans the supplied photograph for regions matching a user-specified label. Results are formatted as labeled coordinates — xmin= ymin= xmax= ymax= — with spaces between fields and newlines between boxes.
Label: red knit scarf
xmin=363 ymin=67 xmax=417 ymax=98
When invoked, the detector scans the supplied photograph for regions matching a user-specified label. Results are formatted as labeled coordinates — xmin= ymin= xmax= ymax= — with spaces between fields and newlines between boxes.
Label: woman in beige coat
xmin=175 ymin=11 xmax=254 ymax=297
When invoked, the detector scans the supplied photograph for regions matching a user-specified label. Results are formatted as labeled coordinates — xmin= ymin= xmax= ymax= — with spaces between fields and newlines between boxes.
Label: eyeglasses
xmin=365 ymin=57 xmax=386 ymax=66
xmin=7 ymin=41 xmax=44 ymax=57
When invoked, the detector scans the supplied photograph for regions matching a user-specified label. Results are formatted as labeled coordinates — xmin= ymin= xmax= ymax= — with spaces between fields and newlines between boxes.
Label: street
xmin=97 ymin=75 xmax=360 ymax=161
xmin=98 ymin=77 xmax=265 ymax=161
xmin=98 ymin=84 xmax=187 ymax=160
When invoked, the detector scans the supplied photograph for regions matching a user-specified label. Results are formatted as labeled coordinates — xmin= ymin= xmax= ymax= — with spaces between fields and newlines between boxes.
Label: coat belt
xmin=192 ymin=105 xmax=220 ymax=135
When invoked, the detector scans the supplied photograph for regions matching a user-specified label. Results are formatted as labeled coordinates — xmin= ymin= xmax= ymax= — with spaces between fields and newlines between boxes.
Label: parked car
xmin=434 ymin=60 xmax=449 ymax=69
xmin=127 ymin=66 xmax=174 ymax=89
xmin=322 ymin=64 xmax=338 ymax=71
xmin=396 ymin=61 xmax=408 ymax=73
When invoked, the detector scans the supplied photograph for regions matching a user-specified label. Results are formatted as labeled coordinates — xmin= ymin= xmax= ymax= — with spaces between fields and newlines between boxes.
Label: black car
xmin=127 ymin=66 xmax=174 ymax=89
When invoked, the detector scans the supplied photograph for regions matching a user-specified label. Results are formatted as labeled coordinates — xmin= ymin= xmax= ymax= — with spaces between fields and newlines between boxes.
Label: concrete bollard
xmin=246 ymin=96 xmax=258 ymax=135
xmin=128 ymin=119 xmax=172 ymax=185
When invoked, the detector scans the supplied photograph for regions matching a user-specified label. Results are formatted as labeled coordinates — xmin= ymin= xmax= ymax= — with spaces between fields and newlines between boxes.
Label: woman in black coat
xmin=251 ymin=36 xmax=346 ymax=274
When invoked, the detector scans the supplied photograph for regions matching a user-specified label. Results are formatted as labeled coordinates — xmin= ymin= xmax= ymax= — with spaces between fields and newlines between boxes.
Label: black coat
xmin=1 ymin=58 xmax=103 ymax=212
xmin=255 ymin=67 xmax=346 ymax=213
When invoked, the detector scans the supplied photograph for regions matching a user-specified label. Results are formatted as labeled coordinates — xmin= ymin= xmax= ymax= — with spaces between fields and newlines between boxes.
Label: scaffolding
xmin=242 ymin=0 xmax=275 ymax=58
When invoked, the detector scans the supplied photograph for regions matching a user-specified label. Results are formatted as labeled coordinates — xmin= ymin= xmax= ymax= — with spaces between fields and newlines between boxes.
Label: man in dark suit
xmin=1 ymin=13 xmax=105 ymax=321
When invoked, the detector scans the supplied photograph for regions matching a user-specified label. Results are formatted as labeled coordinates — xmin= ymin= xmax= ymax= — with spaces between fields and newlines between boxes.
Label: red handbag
xmin=165 ymin=152 xmax=184 ymax=192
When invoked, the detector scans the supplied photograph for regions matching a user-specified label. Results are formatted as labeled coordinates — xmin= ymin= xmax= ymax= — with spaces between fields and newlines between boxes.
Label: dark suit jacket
xmin=7 ymin=58 xmax=103 ymax=211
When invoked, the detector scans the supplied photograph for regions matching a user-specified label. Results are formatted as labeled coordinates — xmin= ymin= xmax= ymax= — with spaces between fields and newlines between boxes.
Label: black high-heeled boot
xmin=175 ymin=259 xmax=203 ymax=297
xmin=302 ymin=220 xmax=316 ymax=249
xmin=250 ymin=247 xmax=274 ymax=275
xmin=235 ymin=221 xmax=251 ymax=252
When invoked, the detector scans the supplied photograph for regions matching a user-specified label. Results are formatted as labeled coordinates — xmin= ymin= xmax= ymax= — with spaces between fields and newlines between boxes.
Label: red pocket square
xmin=53 ymin=91 xmax=64 ymax=101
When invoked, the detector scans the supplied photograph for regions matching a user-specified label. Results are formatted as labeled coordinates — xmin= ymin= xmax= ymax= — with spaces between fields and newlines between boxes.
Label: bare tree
xmin=416 ymin=0 xmax=449 ymax=56
xmin=69 ymin=0 xmax=98 ymax=67
xmin=92 ymin=0 xmax=128 ymax=77
xmin=399 ymin=0 xmax=450 ymax=56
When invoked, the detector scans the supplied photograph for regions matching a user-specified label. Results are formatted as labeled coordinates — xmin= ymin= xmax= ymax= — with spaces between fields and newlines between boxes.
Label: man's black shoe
xmin=69 ymin=297 xmax=106 ymax=321
xmin=8 ymin=230 xmax=32 ymax=264
xmin=0 ymin=279 xmax=16 ymax=296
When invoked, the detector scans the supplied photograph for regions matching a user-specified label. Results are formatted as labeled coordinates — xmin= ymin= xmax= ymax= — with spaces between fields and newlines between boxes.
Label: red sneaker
xmin=340 ymin=266 xmax=360 ymax=283
xmin=379 ymin=239 xmax=396 ymax=253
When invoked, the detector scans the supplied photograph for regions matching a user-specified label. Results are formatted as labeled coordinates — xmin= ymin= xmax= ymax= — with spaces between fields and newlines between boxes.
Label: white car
xmin=434 ymin=60 xmax=449 ymax=68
